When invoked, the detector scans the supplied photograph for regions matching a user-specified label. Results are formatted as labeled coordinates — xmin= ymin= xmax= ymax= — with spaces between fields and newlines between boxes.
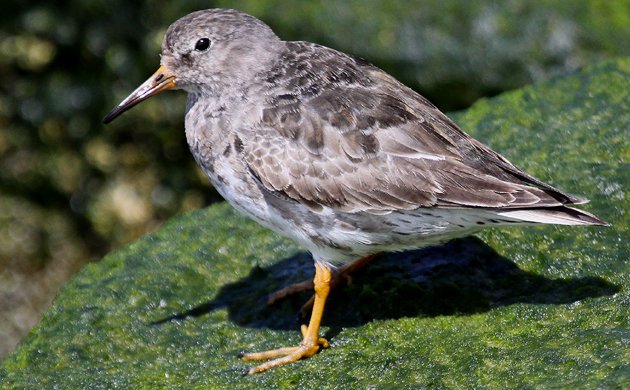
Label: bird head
xmin=103 ymin=9 xmax=281 ymax=123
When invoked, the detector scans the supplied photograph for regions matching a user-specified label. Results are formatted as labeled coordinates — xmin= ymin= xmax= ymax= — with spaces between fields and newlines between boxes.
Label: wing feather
xmin=244 ymin=41 xmax=582 ymax=214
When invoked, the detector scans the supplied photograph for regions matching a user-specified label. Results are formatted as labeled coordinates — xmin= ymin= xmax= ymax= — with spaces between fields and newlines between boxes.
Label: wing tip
xmin=497 ymin=206 xmax=610 ymax=226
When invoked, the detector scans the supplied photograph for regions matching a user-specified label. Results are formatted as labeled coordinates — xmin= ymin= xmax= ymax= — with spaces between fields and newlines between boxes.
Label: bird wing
xmin=243 ymin=42 xmax=580 ymax=213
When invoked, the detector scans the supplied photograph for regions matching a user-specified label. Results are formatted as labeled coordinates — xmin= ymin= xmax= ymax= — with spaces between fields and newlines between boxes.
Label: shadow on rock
xmin=153 ymin=236 xmax=619 ymax=331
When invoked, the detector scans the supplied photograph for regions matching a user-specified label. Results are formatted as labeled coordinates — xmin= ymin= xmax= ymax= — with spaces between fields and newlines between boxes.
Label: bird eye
xmin=195 ymin=38 xmax=211 ymax=51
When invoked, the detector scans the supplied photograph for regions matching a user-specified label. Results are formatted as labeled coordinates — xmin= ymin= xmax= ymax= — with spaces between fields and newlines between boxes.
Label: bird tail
xmin=495 ymin=206 xmax=609 ymax=226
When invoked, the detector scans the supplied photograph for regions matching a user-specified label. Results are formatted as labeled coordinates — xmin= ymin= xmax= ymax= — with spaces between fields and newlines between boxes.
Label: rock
xmin=1 ymin=58 xmax=628 ymax=388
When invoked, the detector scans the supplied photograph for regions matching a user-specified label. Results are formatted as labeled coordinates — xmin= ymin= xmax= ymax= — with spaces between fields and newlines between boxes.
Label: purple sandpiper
xmin=103 ymin=9 xmax=608 ymax=374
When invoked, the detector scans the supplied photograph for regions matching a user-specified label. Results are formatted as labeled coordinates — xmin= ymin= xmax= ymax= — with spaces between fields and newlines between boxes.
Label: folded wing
xmin=243 ymin=42 xmax=604 ymax=226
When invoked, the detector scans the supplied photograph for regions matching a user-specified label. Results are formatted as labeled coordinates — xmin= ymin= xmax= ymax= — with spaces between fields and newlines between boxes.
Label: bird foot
xmin=241 ymin=325 xmax=329 ymax=374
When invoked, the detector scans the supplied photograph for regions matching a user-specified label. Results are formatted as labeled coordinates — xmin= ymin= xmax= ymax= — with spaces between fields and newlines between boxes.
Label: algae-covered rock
xmin=1 ymin=59 xmax=628 ymax=388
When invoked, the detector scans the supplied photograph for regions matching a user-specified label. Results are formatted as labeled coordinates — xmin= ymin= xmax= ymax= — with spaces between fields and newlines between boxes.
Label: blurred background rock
xmin=0 ymin=0 xmax=628 ymax=360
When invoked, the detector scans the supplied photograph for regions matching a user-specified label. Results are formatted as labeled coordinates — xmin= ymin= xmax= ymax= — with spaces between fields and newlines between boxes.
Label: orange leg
xmin=266 ymin=253 xmax=379 ymax=307
xmin=241 ymin=262 xmax=332 ymax=374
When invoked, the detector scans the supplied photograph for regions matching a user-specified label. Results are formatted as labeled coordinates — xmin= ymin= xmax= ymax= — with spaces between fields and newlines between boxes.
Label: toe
xmin=240 ymin=346 xmax=299 ymax=361
xmin=245 ymin=343 xmax=323 ymax=374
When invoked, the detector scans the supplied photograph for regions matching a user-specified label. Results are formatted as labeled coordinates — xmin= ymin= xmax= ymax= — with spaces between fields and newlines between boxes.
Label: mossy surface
xmin=1 ymin=59 xmax=628 ymax=389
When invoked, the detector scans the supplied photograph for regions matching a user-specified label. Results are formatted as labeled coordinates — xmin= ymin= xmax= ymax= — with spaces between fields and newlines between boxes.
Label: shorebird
xmin=103 ymin=9 xmax=607 ymax=374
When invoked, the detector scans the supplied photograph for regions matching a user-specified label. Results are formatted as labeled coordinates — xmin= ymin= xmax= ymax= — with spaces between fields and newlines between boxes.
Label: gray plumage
xmin=105 ymin=9 xmax=607 ymax=265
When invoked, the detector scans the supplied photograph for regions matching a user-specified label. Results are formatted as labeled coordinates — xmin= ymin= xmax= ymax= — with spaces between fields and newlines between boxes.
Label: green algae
xmin=1 ymin=58 xmax=628 ymax=389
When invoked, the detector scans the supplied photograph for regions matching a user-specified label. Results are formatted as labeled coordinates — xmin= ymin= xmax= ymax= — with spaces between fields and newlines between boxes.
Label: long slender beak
xmin=102 ymin=65 xmax=176 ymax=124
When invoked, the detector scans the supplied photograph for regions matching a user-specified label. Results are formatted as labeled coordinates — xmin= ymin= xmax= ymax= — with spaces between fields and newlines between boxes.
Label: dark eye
xmin=195 ymin=38 xmax=211 ymax=51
